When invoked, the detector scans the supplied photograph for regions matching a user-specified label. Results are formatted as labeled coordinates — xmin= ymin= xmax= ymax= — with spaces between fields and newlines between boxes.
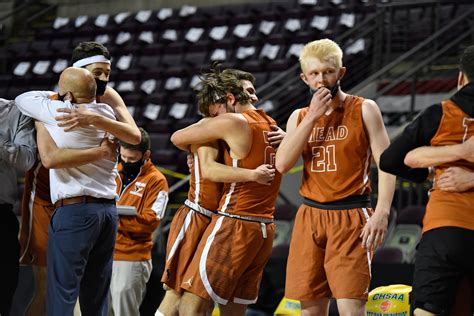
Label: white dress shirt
xmin=15 ymin=91 xmax=118 ymax=203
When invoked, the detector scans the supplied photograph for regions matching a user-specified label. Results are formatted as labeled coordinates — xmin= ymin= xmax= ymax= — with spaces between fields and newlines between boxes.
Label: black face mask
xmin=120 ymin=157 xmax=144 ymax=176
xmin=95 ymin=78 xmax=108 ymax=96
xmin=309 ymin=81 xmax=340 ymax=98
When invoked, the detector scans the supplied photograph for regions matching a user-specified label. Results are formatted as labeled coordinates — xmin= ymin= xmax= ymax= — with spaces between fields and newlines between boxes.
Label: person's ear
xmin=143 ymin=149 xmax=151 ymax=160
xmin=226 ymin=93 xmax=236 ymax=106
xmin=300 ymin=72 xmax=309 ymax=85
xmin=338 ymin=67 xmax=347 ymax=81
xmin=62 ymin=91 xmax=74 ymax=102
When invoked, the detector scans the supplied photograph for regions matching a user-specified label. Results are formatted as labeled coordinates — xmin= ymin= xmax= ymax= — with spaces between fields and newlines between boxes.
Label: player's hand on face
xmin=360 ymin=209 xmax=388 ymax=252
xmin=438 ymin=166 xmax=474 ymax=192
xmin=253 ymin=164 xmax=276 ymax=185
xmin=55 ymin=104 xmax=100 ymax=131
xmin=100 ymin=133 xmax=118 ymax=162
xmin=308 ymin=87 xmax=331 ymax=120
xmin=268 ymin=125 xmax=286 ymax=148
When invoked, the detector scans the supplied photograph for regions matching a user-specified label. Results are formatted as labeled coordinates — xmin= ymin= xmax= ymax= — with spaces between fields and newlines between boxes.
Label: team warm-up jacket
xmin=114 ymin=159 xmax=169 ymax=261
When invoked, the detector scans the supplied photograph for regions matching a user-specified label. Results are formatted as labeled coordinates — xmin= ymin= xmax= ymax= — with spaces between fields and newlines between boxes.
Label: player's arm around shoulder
xmin=171 ymin=113 xmax=249 ymax=152
xmin=275 ymin=108 xmax=306 ymax=174
xmin=91 ymin=86 xmax=141 ymax=144
xmin=36 ymin=121 xmax=117 ymax=169
xmin=198 ymin=141 xmax=274 ymax=184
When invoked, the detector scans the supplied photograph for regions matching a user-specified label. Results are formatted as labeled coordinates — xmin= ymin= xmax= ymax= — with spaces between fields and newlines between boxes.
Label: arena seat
xmin=384 ymin=224 xmax=422 ymax=263
xmin=373 ymin=246 xmax=404 ymax=264
xmin=396 ymin=205 xmax=426 ymax=227
xmin=149 ymin=132 xmax=171 ymax=151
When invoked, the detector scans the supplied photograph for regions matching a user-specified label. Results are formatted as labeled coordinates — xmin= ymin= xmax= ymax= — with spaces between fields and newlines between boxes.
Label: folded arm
xmin=405 ymin=136 xmax=474 ymax=168
xmin=55 ymin=86 xmax=141 ymax=144
xmin=276 ymin=88 xmax=332 ymax=173
xmin=198 ymin=143 xmax=275 ymax=185
xmin=36 ymin=121 xmax=117 ymax=169
xmin=171 ymin=114 xmax=250 ymax=157
xmin=380 ymin=104 xmax=442 ymax=182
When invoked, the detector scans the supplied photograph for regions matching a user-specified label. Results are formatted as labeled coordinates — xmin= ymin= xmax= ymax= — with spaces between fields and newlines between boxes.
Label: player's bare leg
xmin=178 ymin=291 xmax=213 ymax=316
xmin=157 ymin=289 xmax=181 ymax=316
xmin=301 ymin=298 xmax=330 ymax=316
xmin=337 ymin=298 xmax=366 ymax=316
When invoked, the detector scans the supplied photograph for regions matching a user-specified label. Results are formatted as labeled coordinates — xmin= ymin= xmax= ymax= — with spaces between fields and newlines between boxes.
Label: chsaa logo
xmin=380 ymin=300 xmax=392 ymax=312
xmin=372 ymin=293 xmax=405 ymax=302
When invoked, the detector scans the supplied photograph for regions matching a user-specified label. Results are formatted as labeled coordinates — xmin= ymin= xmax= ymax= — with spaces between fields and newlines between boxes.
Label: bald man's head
xmin=58 ymin=67 xmax=96 ymax=103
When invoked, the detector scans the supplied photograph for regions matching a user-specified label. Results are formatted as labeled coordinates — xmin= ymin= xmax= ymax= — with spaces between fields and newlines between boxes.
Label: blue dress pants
xmin=47 ymin=202 xmax=118 ymax=316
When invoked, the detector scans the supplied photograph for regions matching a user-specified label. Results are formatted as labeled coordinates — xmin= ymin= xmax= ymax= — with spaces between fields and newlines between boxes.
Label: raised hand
xmin=267 ymin=125 xmax=286 ymax=148
xmin=100 ymin=133 xmax=119 ymax=162
xmin=308 ymin=87 xmax=332 ymax=120
xmin=55 ymin=104 xmax=100 ymax=131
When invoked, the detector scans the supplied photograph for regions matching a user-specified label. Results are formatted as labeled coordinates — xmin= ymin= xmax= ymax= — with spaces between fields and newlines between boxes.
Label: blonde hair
xmin=299 ymin=38 xmax=343 ymax=72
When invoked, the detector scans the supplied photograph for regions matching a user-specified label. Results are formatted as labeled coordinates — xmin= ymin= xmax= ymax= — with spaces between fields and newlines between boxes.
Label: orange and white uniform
xmin=161 ymin=146 xmax=223 ymax=292
xmin=181 ymin=109 xmax=282 ymax=305
xmin=425 ymin=100 xmax=474 ymax=233
xmin=19 ymin=159 xmax=52 ymax=266
xmin=286 ymin=95 xmax=374 ymax=301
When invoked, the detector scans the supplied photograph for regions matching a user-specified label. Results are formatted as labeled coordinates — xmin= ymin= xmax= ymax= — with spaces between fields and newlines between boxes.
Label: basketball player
xmin=275 ymin=38 xmax=395 ymax=316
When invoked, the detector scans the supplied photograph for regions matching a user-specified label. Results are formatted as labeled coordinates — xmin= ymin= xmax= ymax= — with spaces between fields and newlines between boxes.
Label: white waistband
xmin=217 ymin=211 xmax=273 ymax=224
xmin=184 ymin=199 xmax=215 ymax=217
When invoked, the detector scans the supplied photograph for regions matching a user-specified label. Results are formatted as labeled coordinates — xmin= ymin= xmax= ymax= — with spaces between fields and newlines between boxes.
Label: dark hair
xmin=119 ymin=128 xmax=150 ymax=152
xmin=222 ymin=68 xmax=256 ymax=85
xmin=197 ymin=63 xmax=251 ymax=117
xmin=70 ymin=41 xmax=111 ymax=65
xmin=460 ymin=45 xmax=474 ymax=82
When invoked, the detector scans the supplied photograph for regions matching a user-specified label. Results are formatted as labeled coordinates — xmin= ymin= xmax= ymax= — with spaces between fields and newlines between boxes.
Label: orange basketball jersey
xmin=424 ymin=100 xmax=474 ymax=232
xmin=187 ymin=144 xmax=223 ymax=212
xmin=23 ymin=163 xmax=51 ymax=204
xmin=298 ymin=95 xmax=372 ymax=203
xmin=218 ymin=109 xmax=282 ymax=219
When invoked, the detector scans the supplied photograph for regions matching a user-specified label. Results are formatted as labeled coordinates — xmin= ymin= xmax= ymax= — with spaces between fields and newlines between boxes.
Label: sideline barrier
xmin=273 ymin=285 xmax=411 ymax=316
xmin=366 ymin=284 xmax=411 ymax=316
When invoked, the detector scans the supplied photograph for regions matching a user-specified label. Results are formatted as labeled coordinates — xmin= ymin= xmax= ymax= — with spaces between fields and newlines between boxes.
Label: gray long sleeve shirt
xmin=0 ymin=98 xmax=36 ymax=205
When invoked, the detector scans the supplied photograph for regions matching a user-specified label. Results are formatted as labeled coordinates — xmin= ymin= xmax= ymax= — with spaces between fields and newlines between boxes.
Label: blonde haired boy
xmin=276 ymin=38 xmax=395 ymax=316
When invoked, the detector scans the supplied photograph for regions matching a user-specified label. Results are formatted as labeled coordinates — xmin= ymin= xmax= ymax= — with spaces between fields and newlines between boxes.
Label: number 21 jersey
xmin=298 ymin=95 xmax=372 ymax=203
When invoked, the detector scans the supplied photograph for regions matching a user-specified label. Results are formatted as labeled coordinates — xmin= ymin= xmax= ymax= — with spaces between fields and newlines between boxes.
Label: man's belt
xmin=303 ymin=195 xmax=372 ymax=210
xmin=184 ymin=199 xmax=216 ymax=217
xmin=54 ymin=196 xmax=116 ymax=209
